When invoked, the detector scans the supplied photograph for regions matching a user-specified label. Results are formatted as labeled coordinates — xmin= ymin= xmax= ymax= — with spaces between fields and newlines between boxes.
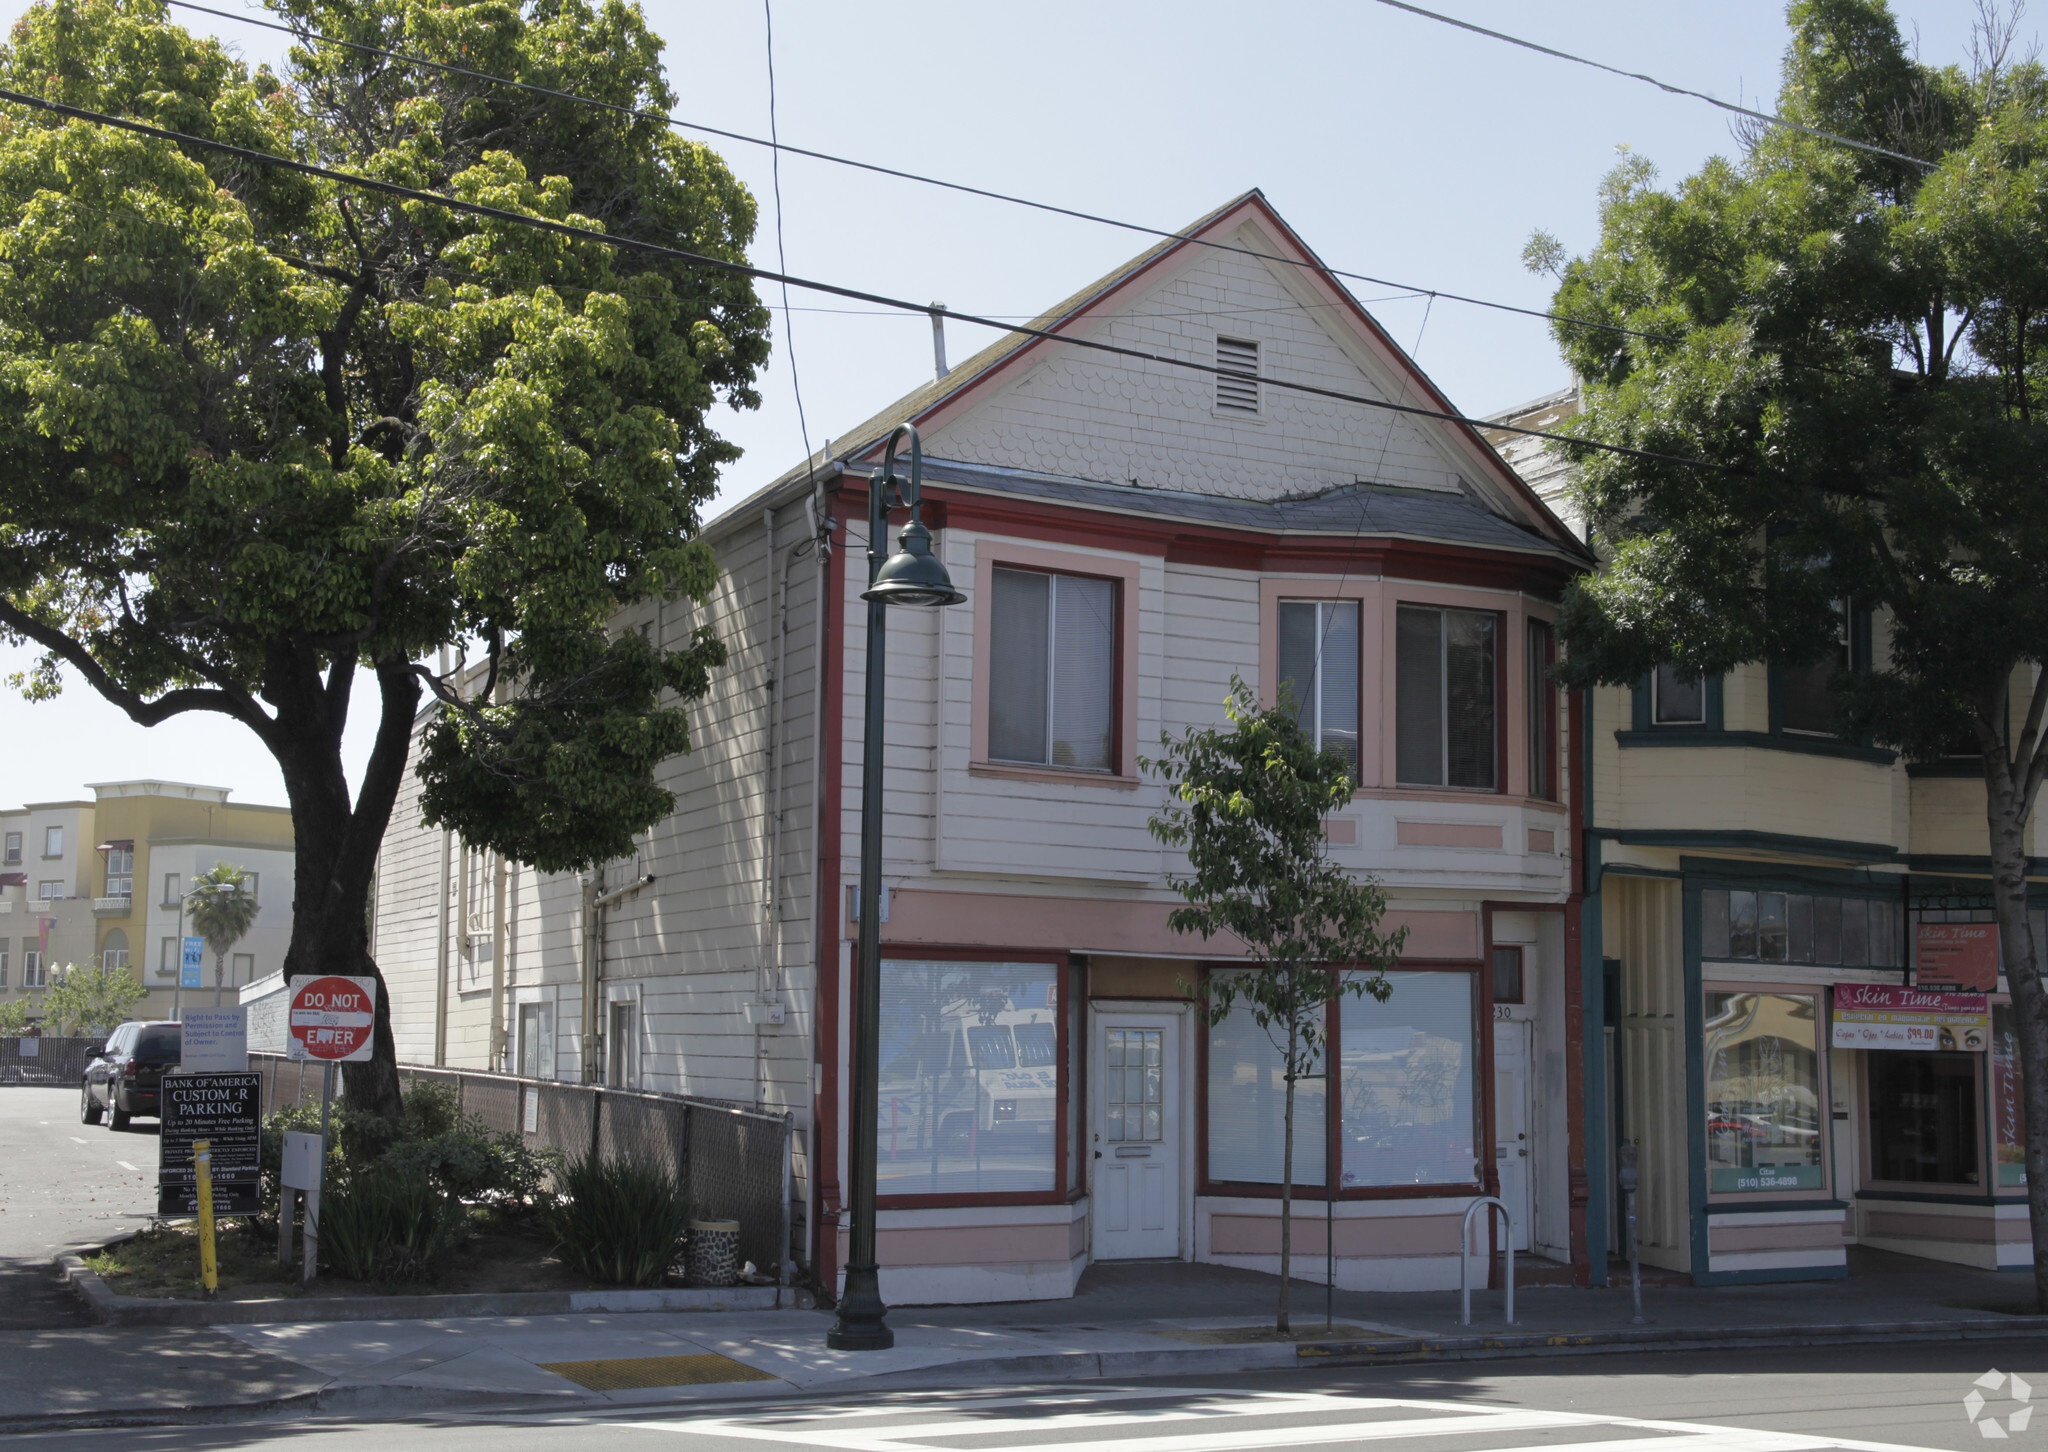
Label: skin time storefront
xmin=1676 ymin=872 xmax=2032 ymax=1282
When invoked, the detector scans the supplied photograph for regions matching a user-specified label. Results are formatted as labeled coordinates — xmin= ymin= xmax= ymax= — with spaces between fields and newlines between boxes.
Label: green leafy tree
xmin=0 ymin=997 xmax=32 ymax=1037
xmin=41 ymin=961 xmax=147 ymax=1039
xmin=1533 ymin=0 xmax=2048 ymax=1303
xmin=1144 ymin=678 xmax=1407 ymax=1334
xmin=0 ymin=1 xmax=769 ymax=1120
xmin=186 ymin=862 xmax=259 ymax=1008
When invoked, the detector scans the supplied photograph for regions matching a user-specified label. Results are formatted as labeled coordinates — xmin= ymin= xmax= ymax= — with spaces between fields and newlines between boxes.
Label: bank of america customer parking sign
xmin=287 ymin=975 xmax=377 ymax=1062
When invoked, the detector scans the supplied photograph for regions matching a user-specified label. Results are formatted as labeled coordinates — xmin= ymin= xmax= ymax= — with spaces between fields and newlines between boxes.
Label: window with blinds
xmin=989 ymin=567 xmax=1117 ymax=771
xmin=1215 ymin=336 xmax=1260 ymax=413
xmin=1396 ymin=604 xmax=1498 ymax=789
xmin=1276 ymin=600 xmax=1360 ymax=770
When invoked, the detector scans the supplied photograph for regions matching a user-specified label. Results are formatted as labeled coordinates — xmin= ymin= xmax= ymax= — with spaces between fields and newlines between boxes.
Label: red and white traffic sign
xmin=286 ymin=975 xmax=378 ymax=1062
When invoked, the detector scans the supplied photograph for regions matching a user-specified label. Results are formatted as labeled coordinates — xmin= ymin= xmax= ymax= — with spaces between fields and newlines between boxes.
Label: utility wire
xmin=760 ymin=0 xmax=817 ymax=509
xmin=1371 ymin=0 xmax=1937 ymax=172
xmin=160 ymin=0 xmax=1679 ymax=348
xmin=0 ymin=84 xmax=1730 ymax=477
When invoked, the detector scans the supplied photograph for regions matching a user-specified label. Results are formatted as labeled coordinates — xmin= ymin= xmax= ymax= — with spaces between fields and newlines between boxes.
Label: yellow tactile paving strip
xmin=537 ymin=1353 xmax=781 ymax=1390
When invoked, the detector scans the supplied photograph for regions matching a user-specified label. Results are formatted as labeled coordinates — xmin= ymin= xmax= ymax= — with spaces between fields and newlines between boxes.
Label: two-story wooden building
xmin=374 ymin=192 xmax=1594 ymax=1303
xmin=1490 ymin=387 xmax=2048 ymax=1288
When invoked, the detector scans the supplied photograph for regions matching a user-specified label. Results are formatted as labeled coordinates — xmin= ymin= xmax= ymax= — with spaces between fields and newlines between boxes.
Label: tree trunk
xmin=273 ymin=658 xmax=422 ymax=1127
xmin=214 ymin=950 xmax=225 ymax=1010
xmin=1985 ymin=757 xmax=2048 ymax=1311
xmin=1278 ymin=1003 xmax=1296 ymax=1337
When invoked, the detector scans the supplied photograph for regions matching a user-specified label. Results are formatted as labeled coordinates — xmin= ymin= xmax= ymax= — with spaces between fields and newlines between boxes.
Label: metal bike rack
xmin=1459 ymin=1195 xmax=1516 ymax=1326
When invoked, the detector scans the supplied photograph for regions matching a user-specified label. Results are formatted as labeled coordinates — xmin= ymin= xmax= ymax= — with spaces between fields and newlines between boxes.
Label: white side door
xmin=1092 ymin=1013 xmax=1179 ymax=1260
xmin=1494 ymin=1018 xmax=1534 ymax=1252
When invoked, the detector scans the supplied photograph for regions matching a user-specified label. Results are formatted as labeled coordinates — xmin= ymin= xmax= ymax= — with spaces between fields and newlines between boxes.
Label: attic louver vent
xmin=1215 ymin=336 xmax=1260 ymax=413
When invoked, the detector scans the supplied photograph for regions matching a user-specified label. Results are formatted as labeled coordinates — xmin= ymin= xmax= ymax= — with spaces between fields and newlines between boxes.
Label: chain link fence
xmin=0 ymin=1036 xmax=96 ymax=1087
xmin=250 ymin=1054 xmax=794 ymax=1283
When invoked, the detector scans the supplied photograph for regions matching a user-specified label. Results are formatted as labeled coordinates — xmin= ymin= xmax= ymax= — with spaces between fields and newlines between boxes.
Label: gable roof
xmin=717 ymin=191 xmax=1587 ymax=559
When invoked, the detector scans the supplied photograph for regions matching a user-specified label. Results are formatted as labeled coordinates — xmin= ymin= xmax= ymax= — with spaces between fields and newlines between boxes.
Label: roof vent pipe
xmin=929 ymin=303 xmax=948 ymax=381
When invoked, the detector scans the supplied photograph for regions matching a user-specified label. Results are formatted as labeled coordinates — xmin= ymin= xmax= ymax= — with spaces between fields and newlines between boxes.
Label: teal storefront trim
xmin=1602 ymin=829 xmax=1899 ymax=863
xmin=1615 ymin=728 xmax=1895 ymax=766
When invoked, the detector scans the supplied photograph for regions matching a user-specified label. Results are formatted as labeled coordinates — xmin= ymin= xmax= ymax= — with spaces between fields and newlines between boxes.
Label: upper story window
xmin=1785 ymin=602 xmax=1867 ymax=737
xmin=989 ymin=566 xmax=1116 ymax=772
xmin=1653 ymin=664 xmax=1705 ymax=725
xmin=1528 ymin=619 xmax=1556 ymax=800
xmin=37 ymin=880 xmax=63 ymax=900
xmin=3 ymin=832 xmax=20 ymax=865
xmin=162 ymin=873 xmax=181 ymax=908
xmin=1215 ymin=336 xmax=1260 ymax=414
xmin=42 ymin=826 xmax=62 ymax=858
xmin=1396 ymin=605 xmax=1497 ymax=790
xmin=1276 ymin=601 xmax=1360 ymax=771
xmin=104 ymin=847 xmax=133 ymax=898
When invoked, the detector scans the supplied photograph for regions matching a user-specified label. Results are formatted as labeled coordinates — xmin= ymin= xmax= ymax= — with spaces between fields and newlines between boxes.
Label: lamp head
xmin=862 ymin=516 xmax=965 ymax=607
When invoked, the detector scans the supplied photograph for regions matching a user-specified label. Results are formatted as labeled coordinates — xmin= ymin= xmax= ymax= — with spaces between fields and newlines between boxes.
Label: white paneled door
xmin=1093 ymin=1013 xmax=1180 ymax=1260
xmin=1494 ymin=1018 xmax=1534 ymax=1252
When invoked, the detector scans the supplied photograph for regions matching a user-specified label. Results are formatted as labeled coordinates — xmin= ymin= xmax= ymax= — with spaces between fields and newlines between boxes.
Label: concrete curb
xmin=56 ymin=1252 xmax=781 ymax=1326
xmin=15 ymin=1309 xmax=2048 ymax=1431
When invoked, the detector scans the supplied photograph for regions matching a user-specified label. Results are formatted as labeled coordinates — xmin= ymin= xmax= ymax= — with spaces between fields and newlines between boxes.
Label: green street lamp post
xmin=828 ymin=424 xmax=965 ymax=1352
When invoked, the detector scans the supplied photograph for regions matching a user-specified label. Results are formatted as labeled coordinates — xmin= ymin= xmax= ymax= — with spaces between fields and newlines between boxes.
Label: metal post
xmin=828 ymin=493 xmax=895 ymax=1352
xmin=304 ymin=1060 xmax=333 ymax=1283
xmin=1618 ymin=1140 xmax=1645 ymax=1324
xmin=826 ymin=425 xmax=961 ymax=1354
xmin=781 ymin=1109 xmax=795 ymax=1308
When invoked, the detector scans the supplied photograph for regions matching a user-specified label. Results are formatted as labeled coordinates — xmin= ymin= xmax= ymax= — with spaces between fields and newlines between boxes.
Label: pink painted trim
xmin=1208 ymin=1210 xmax=1464 ymax=1256
xmin=971 ymin=540 xmax=1143 ymax=777
xmin=1396 ymin=820 xmax=1504 ymax=849
xmin=1528 ymin=827 xmax=1557 ymax=854
xmin=873 ymin=886 xmax=1477 ymax=961
xmin=1324 ymin=818 xmax=1359 ymax=845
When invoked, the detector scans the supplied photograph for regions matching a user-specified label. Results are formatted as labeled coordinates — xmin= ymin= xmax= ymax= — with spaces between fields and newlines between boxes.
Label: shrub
xmin=542 ymin=1152 xmax=691 ymax=1287
xmin=318 ymin=1169 xmax=469 ymax=1283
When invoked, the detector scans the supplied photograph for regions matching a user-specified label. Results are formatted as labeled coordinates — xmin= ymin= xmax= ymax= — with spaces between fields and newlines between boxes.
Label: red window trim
xmin=869 ymin=941 xmax=1075 ymax=1210
xmin=1194 ymin=958 xmax=1488 ymax=1201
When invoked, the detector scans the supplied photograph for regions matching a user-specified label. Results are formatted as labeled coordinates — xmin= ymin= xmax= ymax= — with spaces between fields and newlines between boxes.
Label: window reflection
xmin=1704 ymin=991 xmax=1824 ymax=1192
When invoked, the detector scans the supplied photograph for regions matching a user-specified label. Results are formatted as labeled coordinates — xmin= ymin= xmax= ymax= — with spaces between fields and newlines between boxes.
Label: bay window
xmin=1396 ymin=605 xmax=1497 ymax=789
xmin=877 ymin=956 xmax=1066 ymax=1200
xmin=989 ymin=567 xmax=1116 ymax=772
xmin=1527 ymin=619 xmax=1556 ymax=799
xmin=1276 ymin=601 xmax=1360 ymax=770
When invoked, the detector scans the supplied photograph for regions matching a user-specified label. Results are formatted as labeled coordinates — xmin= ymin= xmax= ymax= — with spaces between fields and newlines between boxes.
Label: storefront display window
xmin=1704 ymin=990 xmax=1825 ymax=1193
xmin=1701 ymin=889 xmax=1900 ymax=968
xmin=1206 ymin=983 xmax=1326 ymax=1187
xmin=1993 ymin=1004 xmax=2025 ymax=1188
xmin=1869 ymin=1051 xmax=1980 ymax=1185
xmin=1204 ymin=968 xmax=1478 ymax=1191
xmin=877 ymin=958 xmax=1062 ymax=1198
xmin=1339 ymin=970 xmax=1477 ymax=1188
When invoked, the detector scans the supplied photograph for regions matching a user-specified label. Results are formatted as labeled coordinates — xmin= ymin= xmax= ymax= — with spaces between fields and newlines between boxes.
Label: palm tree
xmin=186 ymin=864 xmax=260 ymax=1008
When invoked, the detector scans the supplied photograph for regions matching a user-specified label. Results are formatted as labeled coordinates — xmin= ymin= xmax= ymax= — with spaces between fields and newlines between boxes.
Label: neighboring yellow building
xmin=1490 ymin=388 xmax=2048 ymax=1289
xmin=0 ymin=780 xmax=294 ymax=1023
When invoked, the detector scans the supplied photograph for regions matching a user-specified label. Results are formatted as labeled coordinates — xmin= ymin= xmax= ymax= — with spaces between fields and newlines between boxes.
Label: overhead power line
xmin=1371 ymin=0 xmax=1937 ymax=172
xmin=161 ymin=0 xmax=1679 ymax=348
xmin=0 ymin=84 xmax=1733 ymax=477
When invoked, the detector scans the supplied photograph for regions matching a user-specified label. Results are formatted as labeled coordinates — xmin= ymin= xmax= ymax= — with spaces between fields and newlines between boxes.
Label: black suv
xmin=81 ymin=1021 xmax=182 ymax=1129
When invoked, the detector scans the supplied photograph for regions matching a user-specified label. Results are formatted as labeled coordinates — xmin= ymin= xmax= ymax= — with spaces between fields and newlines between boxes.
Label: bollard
xmin=194 ymin=1137 xmax=218 ymax=1301
xmin=1458 ymin=1196 xmax=1516 ymax=1327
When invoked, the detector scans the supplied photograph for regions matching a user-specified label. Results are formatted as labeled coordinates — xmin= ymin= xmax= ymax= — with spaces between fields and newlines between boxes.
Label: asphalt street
xmin=5 ymin=1343 xmax=2045 ymax=1452
xmin=0 ymin=1084 xmax=162 ymax=1327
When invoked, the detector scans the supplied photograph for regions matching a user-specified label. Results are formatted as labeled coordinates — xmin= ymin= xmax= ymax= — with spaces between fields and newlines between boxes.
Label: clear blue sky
xmin=0 ymin=0 xmax=1998 ymax=807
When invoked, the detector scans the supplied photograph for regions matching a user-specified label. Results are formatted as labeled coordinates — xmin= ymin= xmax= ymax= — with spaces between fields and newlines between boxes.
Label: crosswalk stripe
xmin=603 ymin=1385 xmax=1949 ymax=1452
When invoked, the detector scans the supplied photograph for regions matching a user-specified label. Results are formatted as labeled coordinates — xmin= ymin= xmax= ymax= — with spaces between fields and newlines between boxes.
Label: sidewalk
xmin=10 ymin=1249 xmax=2048 ymax=1431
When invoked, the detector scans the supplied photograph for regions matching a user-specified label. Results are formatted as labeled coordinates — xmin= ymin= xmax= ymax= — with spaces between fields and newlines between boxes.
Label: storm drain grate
xmin=537 ymin=1353 xmax=780 ymax=1390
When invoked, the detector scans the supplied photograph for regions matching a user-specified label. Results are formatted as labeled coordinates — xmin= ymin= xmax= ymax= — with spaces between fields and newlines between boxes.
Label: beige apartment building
xmin=1 ymin=780 xmax=295 ymax=1023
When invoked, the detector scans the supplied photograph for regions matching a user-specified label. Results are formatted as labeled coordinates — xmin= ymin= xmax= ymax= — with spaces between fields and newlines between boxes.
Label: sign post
xmin=285 ymin=975 xmax=377 ymax=1282
xmin=194 ymin=1138 xmax=218 ymax=1300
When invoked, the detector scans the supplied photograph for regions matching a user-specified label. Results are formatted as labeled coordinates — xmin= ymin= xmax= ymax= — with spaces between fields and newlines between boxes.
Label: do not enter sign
xmin=287 ymin=975 xmax=378 ymax=1062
